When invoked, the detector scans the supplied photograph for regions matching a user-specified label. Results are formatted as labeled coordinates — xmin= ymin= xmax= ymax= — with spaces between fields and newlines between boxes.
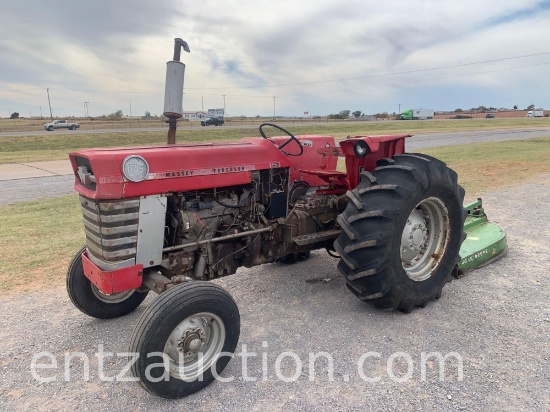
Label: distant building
xmin=208 ymin=108 xmax=225 ymax=117
xmin=182 ymin=111 xmax=206 ymax=120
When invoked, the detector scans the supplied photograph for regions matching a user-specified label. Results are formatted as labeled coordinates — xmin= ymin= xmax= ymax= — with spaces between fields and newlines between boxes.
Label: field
xmin=0 ymin=110 xmax=545 ymax=132
xmin=1 ymin=136 xmax=549 ymax=295
xmin=1 ymin=117 xmax=549 ymax=164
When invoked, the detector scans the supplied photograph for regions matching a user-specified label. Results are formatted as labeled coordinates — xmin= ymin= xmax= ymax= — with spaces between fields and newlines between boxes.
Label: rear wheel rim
xmin=400 ymin=197 xmax=450 ymax=281
xmin=163 ymin=312 xmax=226 ymax=381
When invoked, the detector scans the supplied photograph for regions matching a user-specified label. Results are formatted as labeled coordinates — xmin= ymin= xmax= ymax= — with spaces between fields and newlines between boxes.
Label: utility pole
xmin=129 ymin=101 xmax=132 ymax=118
xmin=46 ymin=88 xmax=53 ymax=120
xmin=273 ymin=96 xmax=276 ymax=120
xmin=201 ymin=96 xmax=204 ymax=112
xmin=40 ymin=107 xmax=43 ymax=118
xmin=398 ymin=103 xmax=401 ymax=115
xmin=8 ymin=109 xmax=11 ymax=118
xmin=29 ymin=108 xmax=32 ymax=118
xmin=84 ymin=102 xmax=89 ymax=118
xmin=222 ymin=95 xmax=226 ymax=117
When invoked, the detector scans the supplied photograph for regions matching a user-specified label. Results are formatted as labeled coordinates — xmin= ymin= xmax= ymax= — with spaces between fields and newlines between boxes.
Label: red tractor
xmin=66 ymin=39 xmax=506 ymax=398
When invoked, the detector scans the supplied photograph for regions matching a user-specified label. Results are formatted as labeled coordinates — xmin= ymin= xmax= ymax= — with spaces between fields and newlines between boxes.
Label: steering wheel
xmin=259 ymin=123 xmax=304 ymax=156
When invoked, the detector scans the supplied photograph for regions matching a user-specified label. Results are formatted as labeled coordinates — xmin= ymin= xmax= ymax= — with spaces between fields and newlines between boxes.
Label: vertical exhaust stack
xmin=164 ymin=38 xmax=190 ymax=145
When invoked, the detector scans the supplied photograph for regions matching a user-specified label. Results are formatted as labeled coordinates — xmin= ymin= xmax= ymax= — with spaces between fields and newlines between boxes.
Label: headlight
xmin=122 ymin=155 xmax=149 ymax=182
xmin=354 ymin=141 xmax=370 ymax=157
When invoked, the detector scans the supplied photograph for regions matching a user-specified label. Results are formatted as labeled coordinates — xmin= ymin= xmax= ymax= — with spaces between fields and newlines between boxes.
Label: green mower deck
xmin=457 ymin=198 xmax=508 ymax=275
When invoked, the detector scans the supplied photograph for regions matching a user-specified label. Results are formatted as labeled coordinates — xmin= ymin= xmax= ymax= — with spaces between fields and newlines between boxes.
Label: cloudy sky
xmin=1 ymin=0 xmax=549 ymax=118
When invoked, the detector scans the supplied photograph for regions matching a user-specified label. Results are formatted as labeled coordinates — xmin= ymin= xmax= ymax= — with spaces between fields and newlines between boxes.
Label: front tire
xmin=66 ymin=247 xmax=148 ymax=319
xmin=129 ymin=282 xmax=240 ymax=398
xmin=334 ymin=154 xmax=466 ymax=312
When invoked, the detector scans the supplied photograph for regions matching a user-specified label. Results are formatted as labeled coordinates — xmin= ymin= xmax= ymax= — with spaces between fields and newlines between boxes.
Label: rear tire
xmin=334 ymin=154 xmax=466 ymax=312
xmin=66 ymin=247 xmax=148 ymax=319
xmin=130 ymin=282 xmax=240 ymax=398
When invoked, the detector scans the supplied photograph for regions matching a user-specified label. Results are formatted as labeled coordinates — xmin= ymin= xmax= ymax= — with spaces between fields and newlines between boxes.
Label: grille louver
xmin=80 ymin=195 xmax=139 ymax=262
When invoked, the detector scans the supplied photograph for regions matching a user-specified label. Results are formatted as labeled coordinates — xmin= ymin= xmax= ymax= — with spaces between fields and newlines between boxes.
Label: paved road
xmin=0 ymin=120 xmax=348 ymax=137
xmin=0 ymin=127 xmax=548 ymax=205
xmin=0 ymin=175 xmax=75 ymax=205
xmin=0 ymin=125 xmax=247 ymax=137
xmin=0 ymin=126 xmax=165 ymax=137
xmin=406 ymin=126 xmax=550 ymax=150
xmin=1 ymin=177 xmax=548 ymax=411
xmin=1 ymin=122 xmax=549 ymax=139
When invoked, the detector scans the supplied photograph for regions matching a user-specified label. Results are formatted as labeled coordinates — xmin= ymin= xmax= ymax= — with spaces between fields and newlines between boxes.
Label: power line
xmin=2 ymin=51 xmax=548 ymax=95
xmin=4 ymin=60 xmax=547 ymax=111
xmin=266 ymin=61 xmax=550 ymax=104
xmin=302 ymin=61 xmax=550 ymax=95
xmin=2 ymin=53 xmax=549 ymax=115
xmin=184 ymin=51 xmax=550 ymax=90
xmin=50 ymin=88 xmax=163 ymax=94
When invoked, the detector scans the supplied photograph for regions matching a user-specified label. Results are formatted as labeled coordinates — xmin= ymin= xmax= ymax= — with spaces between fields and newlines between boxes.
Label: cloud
xmin=484 ymin=0 xmax=550 ymax=27
xmin=1 ymin=0 xmax=549 ymax=117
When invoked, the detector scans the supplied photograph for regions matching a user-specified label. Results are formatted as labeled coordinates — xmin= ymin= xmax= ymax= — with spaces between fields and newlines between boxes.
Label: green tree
xmin=477 ymin=106 xmax=487 ymax=113
xmin=328 ymin=110 xmax=351 ymax=119
xmin=454 ymin=108 xmax=463 ymax=113
xmin=10 ymin=112 xmax=19 ymax=119
xmin=99 ymin=110 xmax=124 ymax=120
xmin=144 ymin=110 xmax=151 ymax=118
xmin=527 ymin=104 xmax=535 ymax=110
xmin=352 ymin=110 xmax=362 ymax=118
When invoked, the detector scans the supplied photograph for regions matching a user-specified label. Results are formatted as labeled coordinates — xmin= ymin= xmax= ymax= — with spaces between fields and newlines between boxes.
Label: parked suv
xmin=201 ymin=117 xmax=224 ymax=126
xmin=485 ymin=114 xmax=494 ymax=119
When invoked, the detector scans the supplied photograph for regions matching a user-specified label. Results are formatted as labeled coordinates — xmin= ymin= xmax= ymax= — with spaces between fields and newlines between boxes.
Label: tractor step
xmin=292 ymin=229 xmax=341 ymax=246
xmin=457 ymin=198 xmax=508 ymax=275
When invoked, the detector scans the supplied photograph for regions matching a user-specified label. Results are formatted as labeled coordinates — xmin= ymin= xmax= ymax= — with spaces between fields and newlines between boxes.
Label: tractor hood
xmin=69 ymin=138 xmax=292 ymax=199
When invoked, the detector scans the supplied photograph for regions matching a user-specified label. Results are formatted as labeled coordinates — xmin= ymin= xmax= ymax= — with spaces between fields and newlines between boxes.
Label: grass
xmin=423 ymin=137 xmax=550 ymax=199
xmin=1 ymin=117 xmax=549 ymax=164
xmin=0 ymin=194 xmax=83 ymax=294
xmin=0 ymin=136 xmax=549 ymax=295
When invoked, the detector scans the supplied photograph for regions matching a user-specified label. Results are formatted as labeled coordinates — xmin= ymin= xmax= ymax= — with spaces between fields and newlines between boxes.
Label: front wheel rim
xmin=91 ymin=284 xmax=135 ymax=303
xmin=163 ymin=312 xmax=226 ymax=381
xmin=400 ymin=197 xmax=450 ymax=281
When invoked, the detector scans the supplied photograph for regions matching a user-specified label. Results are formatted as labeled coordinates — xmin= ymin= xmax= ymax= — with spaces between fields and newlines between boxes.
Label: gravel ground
xmin=1 ymin=177 xmax=549 ymax=411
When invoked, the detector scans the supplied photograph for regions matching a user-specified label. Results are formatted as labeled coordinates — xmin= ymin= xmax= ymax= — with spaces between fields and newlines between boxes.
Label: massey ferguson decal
xmin=148 ymin=165 xmax=256 ymax=180
xmin=98 ymin=176 xmax=124 ymax=184
xmin=100 ymin=165 xmax=256 ymax=184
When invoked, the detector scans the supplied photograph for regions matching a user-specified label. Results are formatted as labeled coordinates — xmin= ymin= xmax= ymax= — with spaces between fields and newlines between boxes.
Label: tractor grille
xmin=79 ymin=195 xmax=140 ymax=263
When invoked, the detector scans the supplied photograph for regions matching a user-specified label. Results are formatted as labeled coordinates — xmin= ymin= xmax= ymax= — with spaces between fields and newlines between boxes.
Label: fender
xmin=340 ymin=134 xmax=412 ymax=189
